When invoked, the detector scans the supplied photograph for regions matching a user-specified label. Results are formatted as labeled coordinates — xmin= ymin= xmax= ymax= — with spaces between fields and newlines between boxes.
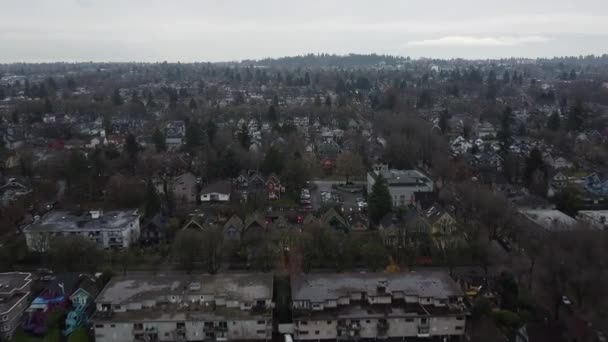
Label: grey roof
xmin=291 ymin=271 xmax=463 ymax=302
xmin=0 ymin=272 xmax=33 ymax=314
xmin=96 ymin=272 xmax=273 ymax=305
xmin=0 ymin=272 xmax=32 ymax=296
xmin=371 ymin=169 xmax=432 ymax=187
xmin=23 ymin=209 xmax=140 ymax=233
xmin=519 ymin=209 xmax=578 ymax=232
xmin=201 ymin=181 xmax=232 ymax=194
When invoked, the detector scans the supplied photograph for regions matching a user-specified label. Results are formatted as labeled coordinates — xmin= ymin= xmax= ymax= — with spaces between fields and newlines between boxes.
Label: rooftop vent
xmin=90 ymin=210 xmax=103 ymax=219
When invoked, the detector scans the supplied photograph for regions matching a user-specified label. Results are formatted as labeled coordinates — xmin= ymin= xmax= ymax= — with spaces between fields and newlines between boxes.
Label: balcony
xmin=337 ymin=322 xmax=361 ymax=340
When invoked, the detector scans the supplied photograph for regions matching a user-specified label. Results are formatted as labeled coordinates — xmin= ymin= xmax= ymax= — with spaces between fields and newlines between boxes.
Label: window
xmin=133 ymin=323 xmax=143 ymax=330
xmin=455 ymin=326 xmax=463 ymax=330
xmin=365 ymin=320 xmax=370 ymax=323
xmin=95 ymin=324 xmax=104 ymax=328
xmin=110 ymin=324 xmax=115 ymax=328
xmin=1 ymin=316 xmax=7 ymax=322
xmin=315 ymin=331 xmax=319 ymax=335
xmin=299 ymin=331 xmax=309 ymax=336
xmin=164 ymin=333 xmax=169 ymax=337
xmin=405 ymin=318 xmax=414 ymax=322
xmin=257 ymin=320 xmax=265 ymax=325
xmin=300 ymin=321 xmax=308 ymax=326
xmin=420 ymin=318 xmax=428 ymax=324
xmin=256 ymin=330 xmax=266 ymax=334
xmin=456 ymin=316 xmax=464 ymax=321
xmin=326 ymin=320 xmax=332 ymax=324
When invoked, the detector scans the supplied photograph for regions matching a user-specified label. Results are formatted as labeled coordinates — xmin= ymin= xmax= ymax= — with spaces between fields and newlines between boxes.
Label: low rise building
xmin=291 ymin=271 xmax=468 ymax=341
xmin=576 ymin=210 xmax=608 ymax=230
xmin=0 ymin=272 xmax=33 ymax=340
xmin=92 ymin=273 xmax=274 ymax=342
xmin=23 ymin=209 xmax=140 ymax=251
xmin=518 ymin=209 xmax=578 ymax=236
xmin=367 ymin=164 xmax=434 ymax=207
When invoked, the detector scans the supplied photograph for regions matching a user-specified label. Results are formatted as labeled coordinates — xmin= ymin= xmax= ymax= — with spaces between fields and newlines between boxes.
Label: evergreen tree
xmin=205 ymin=120 xmax=217 ymax=144
xmin=44 ymin=97 xmax=53 ymax=113
xmin=325 ymin=95 xmax=332 ymax=107
xmin=130 ymin=90 xmax=140 ymax=103
xmin=486 ymin=70 xmax=497 ymax=100
xmin=185 ymin=121 xmax=204 ymax=151
xmin=125 ymin=133 xmax=140 ymax=162
xmin=238 ymin=123 xmax=250 ymax=149
xmin=547 ymin=111 xmax=561 ymax=131
xmin=273 ymin=95 xmax=279 ymax=106
xmin=567 ymin=99 xmax=585 ymax=131
xmin=261 ymin=147 xmax=285 ymax=176
xmin=112 ymin=88 xmax=123 ymax=106
xmin=221 ymin=148 xmax=240 ymax=177
xmin=144 ymin=179 xmax=161 ymax=218
xmin=524 ymin=148 xmax=546 ymax=188
xmin=569 ymin=69 xmax=577 ymax=80
xmin=152 ymin=127 xmax=167 ymax=153
xmin=439 ymin=109 xmax=449 ymax=135
xmin=503 ymin=70 xmax=510 ymax=84
xmin=498 ymin=107 xmax=514 ymax=152
xmin=368 ymin=175 xmax=392 ymax=224
xmin=314 ymin=94 xmax=322 ymax=107
xmin=267 ymin=105 xmax=278 ymax=122
xmin=189 ymin=98 xmax=198 ymax=109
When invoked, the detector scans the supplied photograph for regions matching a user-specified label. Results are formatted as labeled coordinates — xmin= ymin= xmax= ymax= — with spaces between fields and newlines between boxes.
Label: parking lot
xmin=309 ymin=180 xmax=367 ymax=214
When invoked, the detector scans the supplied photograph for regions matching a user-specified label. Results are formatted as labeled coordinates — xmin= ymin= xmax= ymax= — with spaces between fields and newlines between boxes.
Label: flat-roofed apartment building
xmin=0 ymin=272 xmax=33 ymax=340
xmin=23 ymin=209 xmax=140 ymax=251
xmin=92 ymin=273 xmax=274 ymax=342
xmin=291 ymin=271 xmax=468 ymax=341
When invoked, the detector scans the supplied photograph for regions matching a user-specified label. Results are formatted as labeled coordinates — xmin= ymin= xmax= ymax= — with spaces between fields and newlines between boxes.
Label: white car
xmin=562 ymin=296 xmax=572 ymax=306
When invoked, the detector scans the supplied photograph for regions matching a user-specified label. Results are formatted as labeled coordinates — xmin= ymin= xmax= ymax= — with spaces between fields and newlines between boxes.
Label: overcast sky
xmin=1 ymin=0 xmax=607 ymax=62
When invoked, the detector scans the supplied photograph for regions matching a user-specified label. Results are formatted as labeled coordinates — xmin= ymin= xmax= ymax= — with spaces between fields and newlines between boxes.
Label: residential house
xmin=172 ymin=172 xmax=198 ymax=203
xmin=378 ymin=210 xmax=429 ymax=248
xmin=584 ymin=173 xmax=608 ymax=196
xmin=92 ymin=273 xmax=274 ymax=342
xmin=224 ymin=215 xmax=244 ymax=241
xmin=0 ymin=272 xmax=33 ymax=340
xmin=477 ymin=121 xmax=496 ymax=138
xmin=265 ymin=174 xmax=282 ymax=201
xmin=320 ymin=208 xmax=349 ymax=232
xmin=200 ymin=181 xmax=231 ymax=203
xmin=291 ymin=271 xmax=468 ymax=341
xmin=424 ymin=206 xmax=464 ymax=249
xmin=140 ymin=213 xmax=168 ymax=245
xmin=23 ymin=209 xmax=141 ymax=251
xmin=0 ymin=178 xmax=32 ymax=206
xmin=69 ymin=277 xmax=101 ymax=308
xmin=182 ymin=213 xmax=206 ymax=231
xmin=165 ymin=121 xmax=186 ymax=150
xmin=242 ymin=213 xmax=267 ymax=243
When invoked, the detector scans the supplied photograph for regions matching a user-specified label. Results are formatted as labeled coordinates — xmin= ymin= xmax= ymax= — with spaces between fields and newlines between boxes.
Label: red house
xmin=265 ymin=174 xmax=282 ymax=200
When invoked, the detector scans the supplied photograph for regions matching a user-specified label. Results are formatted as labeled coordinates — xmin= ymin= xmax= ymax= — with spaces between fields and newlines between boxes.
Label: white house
xmin=200 ymin=181 xmax=232 ymax=203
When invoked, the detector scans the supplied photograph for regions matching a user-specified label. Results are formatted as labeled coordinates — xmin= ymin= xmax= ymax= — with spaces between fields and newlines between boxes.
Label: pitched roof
xmin=224 ymin=215 xmax=244 ymax=231
xmin=244 ymin=212 xmax=267 ymax=230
